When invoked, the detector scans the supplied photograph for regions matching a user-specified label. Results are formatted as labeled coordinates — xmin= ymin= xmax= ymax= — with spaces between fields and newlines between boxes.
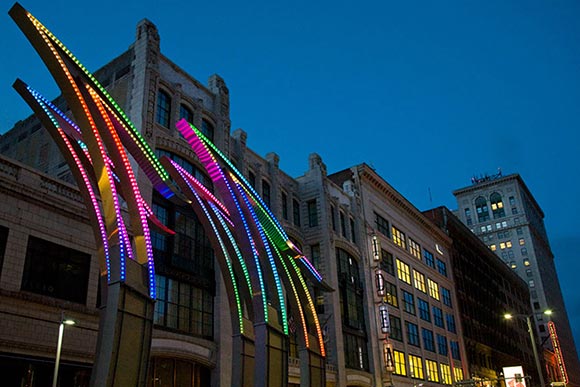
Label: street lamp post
xmin=52 ymin=314 xmax=76 ymax=387
xmin=504 ymin=311 xmax=551 ymax=387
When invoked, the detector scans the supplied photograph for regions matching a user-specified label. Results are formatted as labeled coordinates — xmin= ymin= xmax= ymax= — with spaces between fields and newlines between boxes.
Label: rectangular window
xmin=437 ymin=334 xmax=448 ymax=355
xmin=248 ymin=171 xmax=256 ymax=188
xmin=21 ymin=236 xmax=90 ymax=304
xmin=446 ymin=314 xmax=457 ymax=333
xmin=428 ymin=279 xmax=440 ymax=300
xmin=380 ymin=249 xmax=395 ymax=276
xmin=396 ymin=259 xmax=411 ymax=284
xmin=375 ymin=212 xmax=390 ymax=236
xmin=450 ymin=341 xmax=461 ymax=360
xmin=350 ymin=218 xmax=356 ymax=243
xmin=293 ymin=199 xmax=301 ymax=226
xmin=418 ymin=298 xmax=431 ymax=322
xmin=262 ymin=180 xmax=271 ymax=207
xmin=441 ymin=287 xmax=452 ymax=307
xmin=281 ymin=192 xmax=288 ymax=220
xmin=403 ymin=290 xmax=415 ymax=315
xmin=406 ymin=321 xmax=420 ymax=347
xmin=340 ymin=212 xmax=347 ymax=238
xmin=311 ymin=244 xmax=321 ymax=270
xmin=433 ymin=307 xmax=444 ymax=328
xmin=519 ymin=238 xmax=525 ymax=245
xmin=385 ymin=281 xmax=398 ymax=308
xmin=409 ymin=238 xmax=421 ymax=259
xmin=454 ymin=367 xmax=464 ymax=382
xmin=393 ymin=350 xmax=406 ymax=376
xmin=0 ymin=225 xmax=9 ymax=273
xmin=413 ymin=269 xmax=427 ymax=293
xmin=440 ymin=364 xmax=452 ymax=385
xmin=307 ymin=200 xmax=318 ymax=227
xmin=156 ymin=90 xmax=171 ymax=127
xmin=426 ymin=359 xmax=440 ymax=382
xmin=424 ymin=249 xmax=435 ymax=268
xmin=436 ymin=259 xmax=447 ymax=276
xmin=154 ymin=275 xmax=214 ymax=339
xmin=392 ymin=226 xmax=407 ymax=249
xmin=390 ymin=315 xmax=403 ymax=341
xmin=330 ymin=205 xmax=337 ymax=231
xmin=343 ymin=332 xmax=369 ymax=371
xmin=409 ymin=354 xmax=424 ymax=379
xmin=422 ymin=328 xmax=435 ymax=352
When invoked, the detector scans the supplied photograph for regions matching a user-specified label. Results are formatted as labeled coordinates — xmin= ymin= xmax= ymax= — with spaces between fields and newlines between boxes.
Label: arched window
xmin=156 ymin=89 xmax=171 ymax=127
xmin=201 ymin=119 xmax=215 ymax=142
xmin=490 ymin=192 xmax=505 ymax=218
xmin=179 ymin=104 xmax=193 ymax=124
xmin=475 ymin=196 xmax=489 ymax=222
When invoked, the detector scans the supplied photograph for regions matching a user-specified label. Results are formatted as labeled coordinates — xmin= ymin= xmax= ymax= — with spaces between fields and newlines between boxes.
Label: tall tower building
xmin=453 ymin=173 xmax=580 ymax=386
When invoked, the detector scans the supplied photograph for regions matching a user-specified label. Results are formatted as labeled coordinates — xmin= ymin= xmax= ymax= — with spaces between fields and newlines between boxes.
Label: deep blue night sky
xmin=1 ymin=1 xmax=579 ymax=353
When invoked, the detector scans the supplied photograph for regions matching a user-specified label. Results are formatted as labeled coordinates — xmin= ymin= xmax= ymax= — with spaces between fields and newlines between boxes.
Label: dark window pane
xmin=21 ymin=236 xmax=90 ymax=304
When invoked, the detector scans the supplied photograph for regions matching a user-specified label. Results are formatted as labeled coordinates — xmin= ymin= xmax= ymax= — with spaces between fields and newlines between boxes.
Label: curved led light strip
xmin=177 ymin=119 xmax=270 ymax=321
xmin=24 ymin=85 xmax=112 ymax=281
xmin=234 ymin=180 xmax=287 ymax=334
xmin=24 ymin=10 xmax=171 ymax=190
xmin=271 ymin=244 xmax=308 ymax=343
xmin=87 ymin=85 xmax=155 ymax=296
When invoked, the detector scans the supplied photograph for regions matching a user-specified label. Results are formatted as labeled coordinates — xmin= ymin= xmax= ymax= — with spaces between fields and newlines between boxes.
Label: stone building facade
xmin=453 ymin=174 xmax=580 ymax=387
xmin=424 ymin=206 xmax=537 ymax=381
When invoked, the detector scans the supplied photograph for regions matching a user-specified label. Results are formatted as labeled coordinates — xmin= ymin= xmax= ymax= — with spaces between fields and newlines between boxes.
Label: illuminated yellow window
xmin=500 ymin=242 xmax=506 ymax=249
xmin=393 ymin=350 xmax=407 ymax=375
xmin=506 ymin=241 xmax=512 ymax=248
xmin=524 ymin=259 xmax=530 ymax=266
xmin=392 ymin=226 xmax=407 ymax=249
xmin=428 ymin=279 xmax=439 ymax=300
xmin=490 ymin=244 xmax=496 ymax=251
xmin=409 ymin=238 xmax=421 ymax=259
xmin=440 ymin=363 xmax=452 ymax=385
xmin=519 ymin=238 xmax=525 ymax=246
xmin=454 ymin=367 xmax=464 ymax=381
xmin=426 ymin=359 xmax=439 ymax=382
xmin=409 ymin=355 xmax=424 ymax=379
xmin=413 ymin=270 xmax=426 ymax=293
xmin=396 ymin=259 xmax=411 ymax=284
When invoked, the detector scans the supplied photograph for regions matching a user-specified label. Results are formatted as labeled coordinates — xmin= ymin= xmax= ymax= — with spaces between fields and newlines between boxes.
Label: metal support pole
xmin=52 ymin=322 xmax=65 ymax=387
xmin=527 ymin=315 xmax=545 ymax=387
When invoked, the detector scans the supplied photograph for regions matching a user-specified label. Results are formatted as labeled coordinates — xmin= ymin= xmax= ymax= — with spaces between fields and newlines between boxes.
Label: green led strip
xmin=27 ymin=12 xmax=170 ymax=182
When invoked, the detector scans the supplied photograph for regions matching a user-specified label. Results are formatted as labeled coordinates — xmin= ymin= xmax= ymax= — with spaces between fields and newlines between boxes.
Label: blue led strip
xmin=186 ymin=188 xmax=244 ymax=334
xmin=209 ymin=203 xmax=254 ymax=295
xmin=27 ymin=85 xmax=112 ymax=282
xmin=234 ymin=180 xmax=287 ymax=334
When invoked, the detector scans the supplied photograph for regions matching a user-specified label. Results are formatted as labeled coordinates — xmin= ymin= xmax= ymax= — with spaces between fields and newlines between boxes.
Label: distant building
xmin=453 ymin=173 xmax=580 ymax=386
xmin=424 ymin=206 xmax=536 ymax=380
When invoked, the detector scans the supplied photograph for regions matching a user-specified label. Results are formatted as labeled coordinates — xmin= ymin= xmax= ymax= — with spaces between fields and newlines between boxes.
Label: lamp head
xmin=504 ymin=313 xmax=513 ymax=320
xmin=62 ymin=318 xmax=76 ymax=326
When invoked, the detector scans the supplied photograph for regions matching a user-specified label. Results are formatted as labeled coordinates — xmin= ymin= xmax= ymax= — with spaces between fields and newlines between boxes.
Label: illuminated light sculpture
xmin=10 ymin=2 xmax=330 ymax=386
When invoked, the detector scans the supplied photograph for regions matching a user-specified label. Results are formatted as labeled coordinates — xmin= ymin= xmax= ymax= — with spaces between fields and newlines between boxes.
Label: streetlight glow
xmin=504 ymin=313 xmax=513 ymax=320
xmin=63 ymin=319 xmax=76 ymax=326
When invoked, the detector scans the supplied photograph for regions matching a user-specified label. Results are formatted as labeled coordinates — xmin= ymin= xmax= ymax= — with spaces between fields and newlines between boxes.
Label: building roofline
xmin=355 ymin=163 xmax=452 ymax=244
xmin=452 ymin=173 xmax=545 ymax=218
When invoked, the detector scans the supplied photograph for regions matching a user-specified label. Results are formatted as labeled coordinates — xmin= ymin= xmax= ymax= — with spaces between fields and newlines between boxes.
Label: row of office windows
xmin=374 ymin=213 xmax=448 ymax=277
xmin=156 ymin=89 xmax=215 ymax=141
xmin=466 ymin=194 xmax=519 ymax=225
xmin=392 ymin=351 xmax=463 ymax=383
xmin=390 ymin=258 xmax=451 ymax=306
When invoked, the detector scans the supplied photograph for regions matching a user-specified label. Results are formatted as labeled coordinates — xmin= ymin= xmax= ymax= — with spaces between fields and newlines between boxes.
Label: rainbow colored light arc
xmin=12 ymin=1 xmax=327 ymax=358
